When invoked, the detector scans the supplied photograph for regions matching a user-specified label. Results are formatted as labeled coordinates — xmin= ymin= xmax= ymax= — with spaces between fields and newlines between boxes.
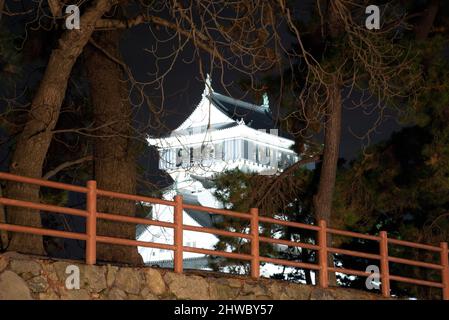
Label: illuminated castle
xmin=137 ymin=75 xmax=299 ymax=268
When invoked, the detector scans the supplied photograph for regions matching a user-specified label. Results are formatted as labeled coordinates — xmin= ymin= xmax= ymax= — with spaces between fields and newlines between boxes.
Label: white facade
xmin=137 ymin=189 xmax=218 ymax=264
xmin=137 ymin=75 xmax=299 ymax=270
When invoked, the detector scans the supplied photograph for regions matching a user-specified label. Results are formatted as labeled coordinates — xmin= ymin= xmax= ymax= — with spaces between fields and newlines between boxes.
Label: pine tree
xmin=332 ymin=35 xmax=449 ymax=299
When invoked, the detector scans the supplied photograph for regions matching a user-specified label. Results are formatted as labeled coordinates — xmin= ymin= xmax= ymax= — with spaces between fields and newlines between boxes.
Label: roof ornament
xmin=262 ymin=92 xmax=269 ymax=108
xmin=202 ymin=73 xmax=213 ymax=98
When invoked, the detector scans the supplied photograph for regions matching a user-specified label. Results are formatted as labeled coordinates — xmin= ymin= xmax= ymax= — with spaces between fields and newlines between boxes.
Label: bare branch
xmin=42 ymin=156 xmax=93 ymax=180
xmin=254 ymin=155 xmax=320 ymax=209
xmin=95 ymin=14 xmax=224 ymax=62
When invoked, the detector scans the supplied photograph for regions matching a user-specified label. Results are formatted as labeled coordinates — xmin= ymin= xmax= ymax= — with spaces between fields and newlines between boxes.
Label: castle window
xmin=176 ymin=149 xmax=184 ymax=167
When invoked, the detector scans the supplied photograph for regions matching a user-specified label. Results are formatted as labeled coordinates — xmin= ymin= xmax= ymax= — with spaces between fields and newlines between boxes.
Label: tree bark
xmin=311 ymin=0 xmax=344 ymax=287
xmin=313 ymin=77 xmax=342 ymax=286
xmin=313 ymin=78 xmax=342 ymax=222
xmin=5 ymin=0 xmax=115 ymax=255
xmin=84 ymin=30 xmax=143 ymax=266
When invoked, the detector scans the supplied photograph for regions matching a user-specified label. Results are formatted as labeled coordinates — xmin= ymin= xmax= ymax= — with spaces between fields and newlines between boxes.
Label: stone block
xmin=0 ymin=271 xmax=33 ymax=300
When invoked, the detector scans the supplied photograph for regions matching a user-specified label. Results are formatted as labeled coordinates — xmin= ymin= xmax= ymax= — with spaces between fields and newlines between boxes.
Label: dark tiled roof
xmin=153 ymin=91 xmax=292 ymax=139
xmin=136 ymin=189 xmax=224 ymax=239
xmin=209 ymin=92 xmax=293 ymax=139
xmin=209 ymin=92 xmax=275 ymax=130
xmin=181 ymin=192 xmax=223 ymax=228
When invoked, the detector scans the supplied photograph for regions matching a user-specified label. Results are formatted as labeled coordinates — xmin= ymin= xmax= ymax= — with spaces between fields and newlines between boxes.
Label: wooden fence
xmin=0 ymin=172 xmax=448 ymax=299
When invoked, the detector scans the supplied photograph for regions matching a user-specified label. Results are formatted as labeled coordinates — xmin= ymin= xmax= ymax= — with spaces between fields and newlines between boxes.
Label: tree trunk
xmin=5 ymin=0 xmax=114 ymax=255
xmin=313 ymin=76 xmax=342 ymax=286
xmin=84 ymin=30 xmax=143 ymax=266
xmin=313 ymin=79 xmax=342 ymax=222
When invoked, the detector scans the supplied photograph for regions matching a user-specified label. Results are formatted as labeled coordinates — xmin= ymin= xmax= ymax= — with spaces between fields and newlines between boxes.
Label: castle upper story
xmin=147 ymin=75 xmax=298 ymax=178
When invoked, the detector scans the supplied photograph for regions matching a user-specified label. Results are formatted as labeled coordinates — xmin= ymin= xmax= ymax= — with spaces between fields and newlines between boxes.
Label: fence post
xmin=318 ymin=220 xmax=328 ymax=288
xmin=174 ymin=195 xmax=183 ymax=274
xmin=86 ymin=180 xmax=97 ymax=265
xmin=440 ymin=242 xmax=449 ymax=300
xmin=379 ymin=231 xmax=390 ymax=298
xmin=250 ymin=208 xmax=260 ymax=279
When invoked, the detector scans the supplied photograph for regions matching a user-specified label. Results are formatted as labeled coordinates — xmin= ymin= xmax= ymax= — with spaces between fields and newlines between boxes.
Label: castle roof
xmin=158 ymin=74 xmax=292 ymax=141
xmin=208 ymin=92 xmax=277 ymax=131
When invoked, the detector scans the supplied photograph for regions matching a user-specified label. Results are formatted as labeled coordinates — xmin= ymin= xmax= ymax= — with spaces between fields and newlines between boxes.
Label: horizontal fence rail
xmin=0 ymin=172 xmax=448 ymax=300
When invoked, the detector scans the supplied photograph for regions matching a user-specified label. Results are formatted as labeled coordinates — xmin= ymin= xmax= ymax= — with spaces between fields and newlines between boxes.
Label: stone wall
xmin=0 ymin=252 xmax=386 ymax=300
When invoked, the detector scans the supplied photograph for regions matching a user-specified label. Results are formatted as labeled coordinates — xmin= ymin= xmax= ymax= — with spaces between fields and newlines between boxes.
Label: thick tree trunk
xmin=313 ymin=76 xmax=342 ymax=286
xmin=5 ymin=0 xmax=114 ymax=255
xmin=313 ymin=79 xmax=342 ymax=222
xmin=84 ymin=30 xmax=143 ymax=266
xmin=313 ymin=0 xmax=343 ymax=224
xmin=309 ymin=0 xmax=344 ymax=287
